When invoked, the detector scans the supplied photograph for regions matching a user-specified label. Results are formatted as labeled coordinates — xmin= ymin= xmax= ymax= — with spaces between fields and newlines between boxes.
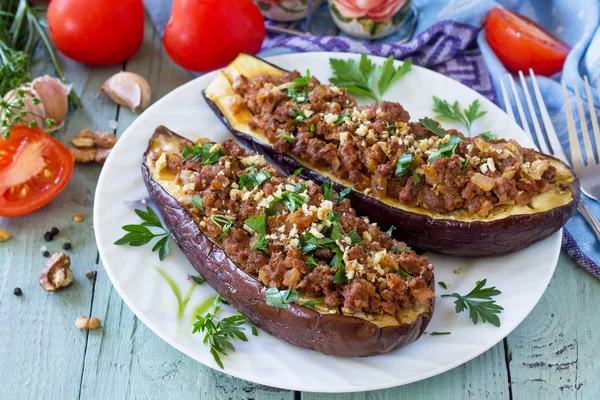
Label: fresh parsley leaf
xmin=306 ymin=254 xmax=320 ymax=269
xmin=384 ymin=225 xmax=396 ymax=236
xmin=293 ymin=168 xmax=303 ymax=176
xmin=438 ymin=281 xmax=448 ymax=290
xmin=289 ymin=106 xmax=308 ymax=123
xmin=393 ymin=267 xmax=414 ymax=279
xmin=192 ymin=195 xmax=204 ymax=210
xmin=181 ymin=143 xmax=224 ymax=165
xmin=245 ymin=214 xmax=266 ymax=235
xmin=309 ymin=124 xmax=316 ymax=132
xmin=480 ymin=131 xmax=497 ymax=142
xmin=337 ymin=187 xmax=352 ymax=203
xmin=114 ymin=206 xmax=171 ymax=261
xmin=210 ymin=215 xmax=235 ymax=236
xmin=252 ymin=235 xmax=269 ymax=252
xmin=332 ymin=249 xmax=347 ymax=284
xmin=280 ymin=189 xmax=306 ymax=212
xmin=300 ymin=233 xmax=336 ymax=252
xmin=395 ymin=153 xmax=413 ymax=176
xmin=192 ymin=311 xmax=248 ymax=369
xmin=321 ymin=182 xmax=333 ymax=200
xmin=429 ymin=331 xmax=451 ymax=336
xmin=297 ymin=299 xmax=324 ymax=309
xmin=441 ymin=279 xmax=503 ymax=327
xmin=286 ymin=87 xmax=310 ymax=104
xmin=378 ymin=57 xmax=412 ymax=96
xmin=428 ymin=135 xmax=462 ymax=163
xmin=432 ymin=96 xmax=487 ymax=135
xmin=348 ymin=230 xmax=363 ymax=245
xmin=191 ymin=275 xmax=206 ymax=285
xmin=419 ymin=117 xmax=448 ymax=138
xmin=412 ymin=170 xmax=421 ymax=184
xmin=238 ymin=169 xmax=271 ymax=190
xmin=462 ymin=157 xmax=471 ymax=169
xmin=292 ymin=69 xmax=311 ymax=87
xmin=265 ymin=287 xmax=299 ymax=308
xmin=251 ymin=326 xmax=258 ymax=336
xmin=386 ymin=123 xmax=398 ymax=130
xmin=334 ymin=113 xmax=352 ymax=125
xmin=277 ymin=133 xmax=296 ymax=143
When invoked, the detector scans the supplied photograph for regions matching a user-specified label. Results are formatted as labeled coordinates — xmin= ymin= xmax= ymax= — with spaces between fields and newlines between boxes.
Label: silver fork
xmin=500 ymin=69 xmax=600 ymax=242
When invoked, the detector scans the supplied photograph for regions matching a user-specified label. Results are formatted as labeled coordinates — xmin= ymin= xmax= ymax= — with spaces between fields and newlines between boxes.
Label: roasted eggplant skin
xmin=203 ymin=53 xmax=580 ymax=257
xmin=142 ymin=126 xmax=434 ymax=357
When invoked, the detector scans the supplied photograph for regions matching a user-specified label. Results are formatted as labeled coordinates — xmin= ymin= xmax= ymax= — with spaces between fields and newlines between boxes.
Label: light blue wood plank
xmin=0 ymin=48 xmax=120 ymax=399
xmin=79 ymin=16 xmax=294 ymax=400
xmin=506 ymin=252 xmax=600 ymax=399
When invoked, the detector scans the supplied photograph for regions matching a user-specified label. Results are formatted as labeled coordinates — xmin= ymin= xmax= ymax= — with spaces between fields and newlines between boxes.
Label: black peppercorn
xmin=63 ymin=242 xmax=72 ymax=250
xmin=51 ymin=227 xmax=59 ymax=235
xmin=13 ymin=287 xmax=22 ymax=296
xmin=42 ymin=251 xmax=50 ymax=257
xmin=43 ymin=232 xmax=54 ymax=241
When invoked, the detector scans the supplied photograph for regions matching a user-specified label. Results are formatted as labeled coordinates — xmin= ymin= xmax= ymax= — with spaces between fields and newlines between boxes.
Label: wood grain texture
xmin=506 ymin=252 xmax=600 ymax=400
xmin=0 ymin=43 xmax=120 ymax=399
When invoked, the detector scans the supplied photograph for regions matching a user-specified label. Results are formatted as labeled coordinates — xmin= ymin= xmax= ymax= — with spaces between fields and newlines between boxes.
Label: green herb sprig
xmin=329 ymin=55 xmax=412 ymax=102
xmin=114 ymin=206 xmax=171 ymax=261
xmin=441 ymin=279 xmax=503 ymax=327
xmin=432 ymin=97 xmax=486 ymax=135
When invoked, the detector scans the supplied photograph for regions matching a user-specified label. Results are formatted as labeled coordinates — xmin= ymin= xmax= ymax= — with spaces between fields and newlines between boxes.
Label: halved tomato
xmin=0 ymin=127 xmax=74 ymax=217
xmin=485 ymin=8 xmax=571 ymax=76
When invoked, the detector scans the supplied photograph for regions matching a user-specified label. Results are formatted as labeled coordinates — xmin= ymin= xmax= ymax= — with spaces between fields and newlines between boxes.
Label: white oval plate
xmin=94 ymin=52 xmax=560 ymax=393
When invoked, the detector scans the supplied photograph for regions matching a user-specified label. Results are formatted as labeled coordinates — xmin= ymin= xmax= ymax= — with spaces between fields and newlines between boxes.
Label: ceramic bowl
xmin=328 ymin=0 xmax=412 ymax=39
xmin=254 ymin=0 xmax=323 ymax=22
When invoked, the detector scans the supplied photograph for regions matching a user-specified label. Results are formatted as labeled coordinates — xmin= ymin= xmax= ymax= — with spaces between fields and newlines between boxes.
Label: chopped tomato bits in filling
xmin=231 ymin=72 xmax=557 ymax=217
xmin=148 ymin=138 xmax=434 ymax=316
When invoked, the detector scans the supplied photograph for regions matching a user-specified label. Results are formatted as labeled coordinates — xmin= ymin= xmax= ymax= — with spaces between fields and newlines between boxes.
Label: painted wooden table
xmin=1 ymin=16 xmax=600 ymax=400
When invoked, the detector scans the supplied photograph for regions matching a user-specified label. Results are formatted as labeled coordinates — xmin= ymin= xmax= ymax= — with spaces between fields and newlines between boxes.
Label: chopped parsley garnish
xmin=321 ymin=182 xmax=333 ymax=200
xmin=429 ymin=331 xmax=451 ymax=336
xmin=238 ymin=169 xmax=271 ymax=190
xmin=292 ymin=69 xmax=311 ymax=88
xmin=390 ymin=245 xmax=411 ymax=253
xmin=181 ymin=143 xmax=224 ymax=165
xmin=419 ymin=117 xmax=448 ymax=138
xmin=384 ymin=225 xmax=396 ymax=236
xmin=306 ymin=254 xmax=320 ymax=269
xmin=286 ymin=88 xmax=310 ymax=104
xmin=251 ymin=327 xmax=258 ymax=336
xmin=114 ymin=206 xmax=171 ymax=261
xmin=348 ymin=230 xmax=363 ymax=245
xmin=191 ymin=275 xmax=206 ymax=285
xmin=332 ymin=248 xmax=346 ymax=284
xmin=293 ymin=168 xmax=303 ymax=176
xmin=428 ymin=135 xmax=462 ymax=163
xmin=192 ymin=195 xmax=204 ymax=210
xmin=210 ymin=215 xmax=235 ymax=236
xmin=252 ymin=236 xmax=269 ymax=252
xmin=432 ymin=96 xmax=486 ymax=135
xmin=265 ymin=287 xmax=299 ymax=308
xmin=289 ymin=106 xmax=308 ymax=123
xmin=462 ymin=157 xmax=471 ymax=169
xmin=337 ymin=187 xmax=352 ymax=203
xmin=192 ymin=296 xmax=248 ymax=369
xmin=441 ymin=279 xmax=503 ymax=327
xmin=297 ymin=299 xmax=324 ymax=309
xmin=480 ymin=131 xmax=497 ymax=142
xmin=438 ymin=281 xmax=448 ymax=289
xmin=334 ymin=113 xmax=352 ymax=125
xmin=393 ymin=267 xmax=414 ymax=279
xmin=309 ymin=124 xmax=316 ymax=132
xmin=277 ymin=133 xmax=296 ymax=143
xmin=299 ymin=233 xmax=336 ymax=252
xmin=395 ymin=153 xmax=413 ymax=176
xmin=386 ymin=123 xmax=398 ymax=130
xmin=412 ymin=170 xmax=421 ymax=184
xmin=244 ymin=214 xmax=266 ymax=235
xmin=273 ymin=184 xmax=307 ymax=212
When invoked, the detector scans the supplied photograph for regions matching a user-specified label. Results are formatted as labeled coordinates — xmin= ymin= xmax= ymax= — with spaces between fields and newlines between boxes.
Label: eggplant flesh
xmin=142 ymin=126 xmax=434 ymax=357
xmin=203 ymin=53 xmax=580 ymax=257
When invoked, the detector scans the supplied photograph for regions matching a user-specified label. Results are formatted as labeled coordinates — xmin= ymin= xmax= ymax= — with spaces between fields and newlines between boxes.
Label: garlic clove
xmin=101 ymin=72 xmax=151 ymax=113
xmin=32 ymin=76 xmax=70 ymax=129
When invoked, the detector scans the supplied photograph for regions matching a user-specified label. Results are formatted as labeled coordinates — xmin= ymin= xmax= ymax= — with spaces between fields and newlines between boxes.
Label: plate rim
xmin=94 ymin=51 xmax=560 ymax=393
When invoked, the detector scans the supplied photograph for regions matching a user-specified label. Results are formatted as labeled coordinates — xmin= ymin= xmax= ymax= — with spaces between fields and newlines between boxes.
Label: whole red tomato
xmin=47 ymin=0 xmax=144 ymax=66
xmin=163 ymin=0 xmax=266 ymax=72
xmin=485 ymin=8 xmax=571 ymax=76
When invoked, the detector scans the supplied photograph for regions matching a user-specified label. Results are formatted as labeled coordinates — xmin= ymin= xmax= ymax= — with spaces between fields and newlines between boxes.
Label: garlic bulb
xmin=101 ymin=72 xmax=151 ymax=113
xmin=2 ymin=76 xmax=70 ymax=132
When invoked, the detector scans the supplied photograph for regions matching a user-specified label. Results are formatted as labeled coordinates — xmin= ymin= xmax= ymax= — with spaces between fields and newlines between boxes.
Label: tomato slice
xmin=485 ymin=8 xmax=571 ymax=76
xmin=0 ymin=127 xmax=74 ymax=217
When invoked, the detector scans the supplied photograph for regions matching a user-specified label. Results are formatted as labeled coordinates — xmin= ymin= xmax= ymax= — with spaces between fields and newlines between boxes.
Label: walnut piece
xmin=68 ymin=129 xmax=116 ymax=165
xmin=75 ymin=316 xmax=101 ymax=330
xmin=39 ymin=253 xmax=74 ymax=292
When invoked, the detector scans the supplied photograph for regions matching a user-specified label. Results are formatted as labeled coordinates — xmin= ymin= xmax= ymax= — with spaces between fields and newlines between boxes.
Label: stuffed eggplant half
xmin=143 ymin=126 xmax=435 ymax=356
xmin=203 ymin=53 xmax=579 ymax=257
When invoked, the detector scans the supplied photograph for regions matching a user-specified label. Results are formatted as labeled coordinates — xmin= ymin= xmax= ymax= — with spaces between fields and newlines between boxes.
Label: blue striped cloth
xmin=144 ymin=0 xmax=600 ymax=278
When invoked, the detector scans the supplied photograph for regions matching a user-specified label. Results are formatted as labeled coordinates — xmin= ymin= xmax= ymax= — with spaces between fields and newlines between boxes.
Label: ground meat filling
xmin=150 ymin=138 xmax=434 ymax=317
xmin=231 ymin=72 xmax=558 ymax=217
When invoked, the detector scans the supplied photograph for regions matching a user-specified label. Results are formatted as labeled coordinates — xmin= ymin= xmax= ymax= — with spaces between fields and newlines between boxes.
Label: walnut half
xmin=69 ymin=129 xmax=117 ymax=165
xmin=39 ymin=253 xmax=74 ymax=292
